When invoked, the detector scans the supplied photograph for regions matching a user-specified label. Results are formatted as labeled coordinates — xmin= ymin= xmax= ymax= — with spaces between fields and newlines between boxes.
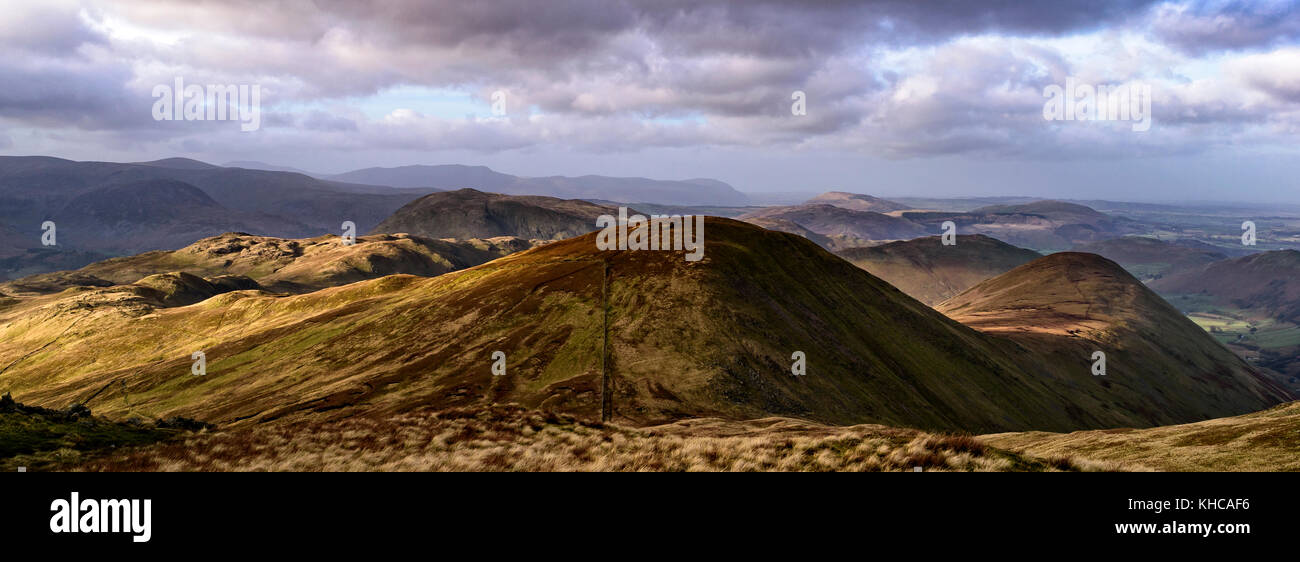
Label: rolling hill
xmin=1151 ymin=250 xmax=1300 ymax=323
xmin=0 ymin=219 xmax=1286 ymax=436
xmin=902 ymin=200 xmax=1142 ymax=251
xmin=1071 ymin=236 xmax=1228 ymax=281
xmin=837 ymin=235 xmax=1042 ymax=306
xmin=738 ymin=204 xmax=928 ymax=243
xmin=804 ymin=191 xmax=910 ymax=213
xmin=371 ymin=188 xmax=618 ymax=240
xmin=937 ymin=252 xmax=1290 ymax=426
xmin=1 ymin=231 xmax=533 ymax=296
xmin=1149 ymin=250 xmax=1300 ymax=392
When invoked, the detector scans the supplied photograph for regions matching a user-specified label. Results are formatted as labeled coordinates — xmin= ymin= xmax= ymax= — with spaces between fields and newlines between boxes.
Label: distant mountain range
xmin=326 ymin=164 xmax=750 ymax=206
xmin=0 ymin=156 xmax=431 ymax=278
xmin=738 ymin=193 xmax=1144 ymax=252
xmin=0 ymin=156 xmax=749 ymax=280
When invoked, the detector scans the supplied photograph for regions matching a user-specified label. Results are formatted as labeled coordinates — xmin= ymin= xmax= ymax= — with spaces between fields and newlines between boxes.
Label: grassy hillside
xmin=984 ymin=401 xmax=1300 ymax=471
xmin=1150 ymin=250 xmax=1300 ymax=393
xmin=2 ymin=219 xmax=1283 ymax=436
xmin=0 ymin=219 xmax=1178 ymax=434
xmin=837 ymin=234 xmax=1041 ymax=305
xmin=1 ymin=232 xmax=533 ymax=295
xmin=938 ymin=252 xmax=1291 ymax=426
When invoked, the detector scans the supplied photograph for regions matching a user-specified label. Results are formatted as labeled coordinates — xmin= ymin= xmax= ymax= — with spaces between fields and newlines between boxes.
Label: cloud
xmin=0 ymin=0 xmax=1298 ymax=164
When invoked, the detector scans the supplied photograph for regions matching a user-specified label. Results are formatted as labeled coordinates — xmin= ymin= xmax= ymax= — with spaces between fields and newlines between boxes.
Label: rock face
xmin=371 ymin=188 xmax=619 ymax=240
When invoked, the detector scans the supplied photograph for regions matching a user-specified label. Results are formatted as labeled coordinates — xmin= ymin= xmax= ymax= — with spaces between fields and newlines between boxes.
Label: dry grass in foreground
xmin=982 ymin=401 xmax=1300 ymax=471
xmin=68 ymin=405 xmax=1119 ymax=472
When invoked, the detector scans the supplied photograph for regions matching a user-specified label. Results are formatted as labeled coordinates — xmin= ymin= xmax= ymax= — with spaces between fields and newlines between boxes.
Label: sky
xmin=1 ymin=0 xmax=1299 ymax=202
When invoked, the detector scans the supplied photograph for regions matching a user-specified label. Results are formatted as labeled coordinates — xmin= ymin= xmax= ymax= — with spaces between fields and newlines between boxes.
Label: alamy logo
xmin=941 ymin=221 xmax=957 ymax=246
xmin=1091 ymin=351 xmax=1106 ymax=376
xmin=1043 ymin=77 xmax=1151 ymax=132
xmin=152 ymin=77 xmax=261 ymax=132
xmin=41 ymin=220 xmax=56 ymax=246
xmin=50 ymin=492 xmax=152 ymax=543
xmin=595 ymin=207 xmax=705 ymax=262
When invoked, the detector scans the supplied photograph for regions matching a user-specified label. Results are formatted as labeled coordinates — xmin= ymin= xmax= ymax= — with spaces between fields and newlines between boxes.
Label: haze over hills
xmin=903 ymin=200 xmax=1143 ymax=251
xmin=837 ymin=235 xmax=1042 ymax=306
xmin=938 ymin=252 xmax=1290 ymax=425
xmin=739 ymin=204 xmax=929 ymax=245
xmin=1072 ymin=236 xmax=1229 ymax=281
xmin=804 ymin=191 xmax=910 ymax=213
xmin=371 ymin=188 xmax=619 ymax=241
xmin=0 ymin=218 xmax=1287 ymax=436
xmin=0 ymin=156 xmax=436 ymax=278
xmin=327 ymin=164 xmax=750 ymax=206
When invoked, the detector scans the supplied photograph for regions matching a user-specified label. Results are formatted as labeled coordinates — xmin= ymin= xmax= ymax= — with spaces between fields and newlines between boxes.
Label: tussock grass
xmin=983 ymin=401 xmax=1300 ymax=471
xmin=71 ymin=404 xmax=1106 ymax=472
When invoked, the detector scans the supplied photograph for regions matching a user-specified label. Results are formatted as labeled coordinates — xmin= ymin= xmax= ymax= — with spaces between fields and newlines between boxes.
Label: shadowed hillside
xmin=938 ymin=252 xmax=1291 ymax=426
xmin=371 ymin=188 xmax=618 ymax=240
xmin=837 ymin=234 xmax=1041 ymax=305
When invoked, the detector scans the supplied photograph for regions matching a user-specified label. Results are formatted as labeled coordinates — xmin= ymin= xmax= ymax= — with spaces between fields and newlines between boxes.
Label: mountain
xmin=0 ymin=156 xmax=431 ymax=260
xmin=1071 ymin=236 xmax=1228 ymax=281
xmin=371 ymin=188 xmax=619 ymax=240
xmin=1 ymin=218 xmax=1286 ymax=436
xmin=901 ymin=200 xmax=1142 ymax=251
xmin=1 ymin=231 xmax=532 ymax=296
xmin=804 ymin=191 xmax=910 ymax=213
xmin=328 ymin=164 xmax=750 ymax=206
xmin=937 ymin=252 xmax=1290 ymax=425
xmin=52 ymin=179 xmax=313 ymax=255
xmin=837 ymin=235 xmax=1041 ymax=306
xmin=1151 ymin=250 xmax=1300 ymax=324
xmin=738 ymin=204 xmax=928 ymax=244
xmin=1148 ymin=250 xmax=1300 ymax=392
